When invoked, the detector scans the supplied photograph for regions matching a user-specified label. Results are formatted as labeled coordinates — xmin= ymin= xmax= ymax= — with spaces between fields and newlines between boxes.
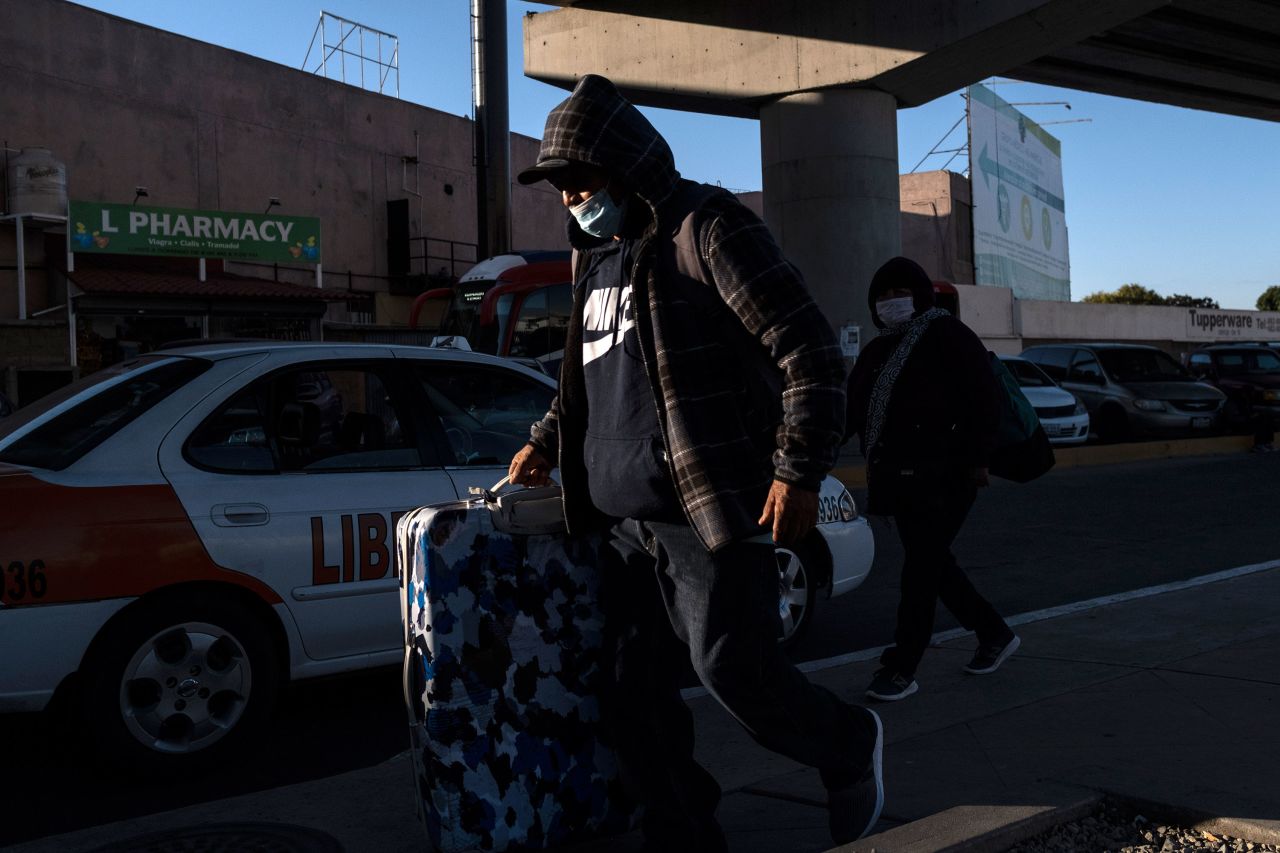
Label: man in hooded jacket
xmin=507 ymin=75 xmax=884 ymax=848
xmin=846 ymin=257 xmax=1020 ymax=703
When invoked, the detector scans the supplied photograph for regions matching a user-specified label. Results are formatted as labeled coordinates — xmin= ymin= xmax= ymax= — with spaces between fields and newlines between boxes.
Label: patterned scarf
xmin=863 ymin=307 xmax=951 ymax=456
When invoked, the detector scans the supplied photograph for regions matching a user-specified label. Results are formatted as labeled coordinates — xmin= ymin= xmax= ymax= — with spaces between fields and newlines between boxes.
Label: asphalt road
xmin=5 ymin=451 xmax=1279 ymax=847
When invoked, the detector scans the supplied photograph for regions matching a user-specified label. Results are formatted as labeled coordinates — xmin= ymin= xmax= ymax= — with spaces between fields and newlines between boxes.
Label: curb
xmin=832 ymin=795 xmax=1102 ymax=853
xmin=833 ymin=434 xmax=1254 ymax=490
xmin=1051 ymin=434 xmax=1253 ymax=469
xmin=1102 ymin=791 xmax=1280 ymax=847
xmin=825 ymin=780 xmax=1280 ymax=853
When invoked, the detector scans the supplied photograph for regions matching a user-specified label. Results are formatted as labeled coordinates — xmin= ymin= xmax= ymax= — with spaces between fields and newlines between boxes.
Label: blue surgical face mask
xmin=570 ymin=191 xmax=625 ymax=239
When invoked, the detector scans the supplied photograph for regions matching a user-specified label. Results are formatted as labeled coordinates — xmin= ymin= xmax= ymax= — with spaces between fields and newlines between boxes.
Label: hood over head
xmin=517 ymin=74 xmax=680 ymax=213
xmin=867 ymin=256 xmax=936 ymax=329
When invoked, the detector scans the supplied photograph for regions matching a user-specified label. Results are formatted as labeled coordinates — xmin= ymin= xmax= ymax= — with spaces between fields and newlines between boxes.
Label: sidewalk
xmin=10 ymin=562 xmax=1280 ymax=853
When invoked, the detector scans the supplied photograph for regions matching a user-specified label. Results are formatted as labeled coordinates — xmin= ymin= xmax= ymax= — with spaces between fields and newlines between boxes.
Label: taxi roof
xmin=153 ymin=340 xmax=452 ymax=360
xmin=149 ymin=339 xmax=553 ymax=380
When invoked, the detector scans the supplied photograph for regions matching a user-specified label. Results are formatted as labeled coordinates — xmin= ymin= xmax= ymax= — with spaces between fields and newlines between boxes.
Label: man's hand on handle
xmin=758 ymin=480 xmax=818 ymax=547
xmin=509 ymin=444 xmax=553 ymax=487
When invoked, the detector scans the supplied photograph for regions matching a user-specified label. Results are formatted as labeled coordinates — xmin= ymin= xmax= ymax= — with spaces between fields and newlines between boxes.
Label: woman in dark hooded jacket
xmin=846 ymin=256 xmax=1019 ymax=701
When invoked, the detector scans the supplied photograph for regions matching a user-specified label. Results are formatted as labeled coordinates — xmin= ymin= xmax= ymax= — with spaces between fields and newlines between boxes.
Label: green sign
xmin=69 ymin=201 xmax=322 ymax=264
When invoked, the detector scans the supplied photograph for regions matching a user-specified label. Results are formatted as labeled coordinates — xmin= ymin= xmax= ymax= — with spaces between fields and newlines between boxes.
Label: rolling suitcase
xmin=396 ymin=478 xmax=637 ymax=852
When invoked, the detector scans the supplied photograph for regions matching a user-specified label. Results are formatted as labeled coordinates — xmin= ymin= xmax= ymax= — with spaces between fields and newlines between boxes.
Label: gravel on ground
xmin=1009 ymin=799 xmax=1280 ymax=853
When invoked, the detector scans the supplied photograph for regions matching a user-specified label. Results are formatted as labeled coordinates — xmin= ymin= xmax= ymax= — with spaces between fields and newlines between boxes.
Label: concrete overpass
xmin=522 ymin=0 xmax=1280 ymax=339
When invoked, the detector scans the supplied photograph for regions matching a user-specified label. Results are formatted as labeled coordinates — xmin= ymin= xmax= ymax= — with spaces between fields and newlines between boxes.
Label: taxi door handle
xmin=212 ymin=503 xmax=271 ymax=527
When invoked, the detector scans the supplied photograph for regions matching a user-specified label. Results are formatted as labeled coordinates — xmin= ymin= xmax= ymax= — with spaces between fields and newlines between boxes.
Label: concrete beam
xmin=871 ymin=0 xmax=1170 ymax=106
xmin=523 ymin=0 xmax=1164 ymax=115
xmin=1055 ymin=37 xmax=1280 ymax=102
xmin=1012 ymin=57 xmax=1280 ymax=121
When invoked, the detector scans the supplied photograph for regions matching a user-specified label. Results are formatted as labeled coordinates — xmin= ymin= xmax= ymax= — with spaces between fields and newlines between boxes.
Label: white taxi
xmin=0 ymin=342 xmax=871 ymax=770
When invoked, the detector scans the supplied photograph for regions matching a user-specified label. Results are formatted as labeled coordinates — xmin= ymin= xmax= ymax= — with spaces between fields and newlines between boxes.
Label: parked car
xmin=998 ymin=355 xmax=1089 ymax=445
xmin=0 ymin=341 xmax=872 ymax=770
xmin=1185 ymin=345 xmax=1280 ymax=432
xmin=1020 ymin=343 xmax=1225 ymax=442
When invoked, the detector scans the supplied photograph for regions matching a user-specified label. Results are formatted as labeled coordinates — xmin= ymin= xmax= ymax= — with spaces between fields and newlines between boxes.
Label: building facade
xmin=0 ymin=0 xmax=566 ymax=404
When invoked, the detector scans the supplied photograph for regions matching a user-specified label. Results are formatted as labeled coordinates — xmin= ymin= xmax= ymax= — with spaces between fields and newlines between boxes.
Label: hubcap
xmin=119 ymin=622 xmax=252 ymax=755
xmin=776 ymin=548 xmax=809 ymax=642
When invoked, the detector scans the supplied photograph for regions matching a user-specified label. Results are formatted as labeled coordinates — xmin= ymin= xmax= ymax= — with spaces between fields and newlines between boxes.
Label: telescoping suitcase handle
xmin=470 ymin=476 xmax=566 ymax=535
xmin=467 ymin=475 xmax=519 ymax=501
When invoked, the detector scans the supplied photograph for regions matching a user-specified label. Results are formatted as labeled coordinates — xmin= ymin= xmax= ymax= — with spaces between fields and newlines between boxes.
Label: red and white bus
xmin=411 ymin=251 xmax=572 ymax=375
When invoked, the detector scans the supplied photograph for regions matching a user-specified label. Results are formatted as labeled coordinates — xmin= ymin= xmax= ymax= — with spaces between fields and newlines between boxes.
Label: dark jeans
xmin=598 ymin=518 xmax=877 ymax=851
xmin=881 ymin=478 xmax=1010 ymax=679
xmin=1251 ymin=410 xmax=1275 ymax=447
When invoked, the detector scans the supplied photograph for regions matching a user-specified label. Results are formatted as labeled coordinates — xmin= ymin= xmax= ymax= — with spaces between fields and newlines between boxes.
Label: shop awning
xmin=67 ymin=267 xmax=348 ymax=302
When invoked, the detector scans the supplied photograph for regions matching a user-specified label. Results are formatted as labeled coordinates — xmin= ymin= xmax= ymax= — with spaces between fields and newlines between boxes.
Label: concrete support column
xmin=760 ymin=88 xmax=901 ymax=354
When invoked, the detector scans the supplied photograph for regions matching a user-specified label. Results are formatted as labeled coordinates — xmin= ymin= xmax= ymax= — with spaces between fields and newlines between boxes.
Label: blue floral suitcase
xmin=396 ymin=479 xmax=637 ymax=852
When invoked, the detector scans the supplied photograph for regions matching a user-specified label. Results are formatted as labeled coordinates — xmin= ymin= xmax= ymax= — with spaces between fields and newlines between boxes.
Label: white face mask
xmin=876 ymin=296 xmax=916 ymax=327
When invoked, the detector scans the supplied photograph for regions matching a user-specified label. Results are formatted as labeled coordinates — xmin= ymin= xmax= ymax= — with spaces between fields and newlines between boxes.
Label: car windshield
xmin=1216 ymin=350 xmax=1280 ymax=375
xmin=1097 ymin=349 xmax=1191 ymax=382
xmin=0 ymin=356 xmax=210 ymax=470
xmin=1004 ymin=359 xmax=1056 ymax=387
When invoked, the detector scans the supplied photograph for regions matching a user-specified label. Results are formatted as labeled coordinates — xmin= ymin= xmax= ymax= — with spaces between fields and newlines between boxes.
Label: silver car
xmin=1020 ymin=343 xmax=1225 ymax=442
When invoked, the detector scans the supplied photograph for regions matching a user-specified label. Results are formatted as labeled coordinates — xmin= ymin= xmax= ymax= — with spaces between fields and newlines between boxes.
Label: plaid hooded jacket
xmin=527 ymin=75 xmax=846 ymax=552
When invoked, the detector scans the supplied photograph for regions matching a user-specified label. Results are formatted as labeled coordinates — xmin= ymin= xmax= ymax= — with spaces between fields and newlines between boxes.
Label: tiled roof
xmin=69 ymin=267 xmax=350 ymax=301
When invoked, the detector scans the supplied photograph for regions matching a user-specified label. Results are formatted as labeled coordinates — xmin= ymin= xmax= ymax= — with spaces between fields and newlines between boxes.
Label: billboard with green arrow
xmin=968 ymin=84 xmax=1070 ymax=301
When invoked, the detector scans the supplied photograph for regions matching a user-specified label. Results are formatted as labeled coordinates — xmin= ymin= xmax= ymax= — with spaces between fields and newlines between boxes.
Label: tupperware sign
xmin=1187 ymin=308 xmax=1280 ymax=340
xmin=69 ymin=201 xmax=321 ymax=264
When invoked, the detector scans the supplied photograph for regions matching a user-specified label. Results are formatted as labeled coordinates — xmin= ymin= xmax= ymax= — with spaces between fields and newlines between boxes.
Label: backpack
xmin=988 ymin=353 xmax=1056 ymax=482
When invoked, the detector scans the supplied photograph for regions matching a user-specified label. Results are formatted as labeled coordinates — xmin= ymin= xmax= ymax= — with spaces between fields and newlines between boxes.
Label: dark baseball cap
xmin=516 ymin=157 xmax=574 ymax=185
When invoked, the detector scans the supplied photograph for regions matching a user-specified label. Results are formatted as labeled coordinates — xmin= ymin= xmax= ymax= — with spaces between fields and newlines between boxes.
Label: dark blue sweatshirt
xmin=580 ymin=237 xmax=682 ymax=521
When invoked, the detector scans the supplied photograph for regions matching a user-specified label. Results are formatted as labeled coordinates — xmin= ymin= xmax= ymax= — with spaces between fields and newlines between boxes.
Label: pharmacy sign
xmin=69 ymin=201 xmax=322 ymax=264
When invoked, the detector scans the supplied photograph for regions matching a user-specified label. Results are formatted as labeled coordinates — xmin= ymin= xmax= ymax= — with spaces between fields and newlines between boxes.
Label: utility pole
xmin=471 ymin=0 xmax=511 ymax=260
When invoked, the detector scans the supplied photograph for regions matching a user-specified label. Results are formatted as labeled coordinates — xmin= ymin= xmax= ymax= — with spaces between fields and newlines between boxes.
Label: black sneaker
xmin=964 ymin=634 xmax=1021 ymax=675
xmin=828 ymin=708 xmax=885 ymax=844
xmin=865 ymin=668 xmax=919 ymax=702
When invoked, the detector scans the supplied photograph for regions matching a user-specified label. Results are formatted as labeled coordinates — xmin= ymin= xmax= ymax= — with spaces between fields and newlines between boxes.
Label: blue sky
xmin=76 ymin=1 xmax=1280 ymax=309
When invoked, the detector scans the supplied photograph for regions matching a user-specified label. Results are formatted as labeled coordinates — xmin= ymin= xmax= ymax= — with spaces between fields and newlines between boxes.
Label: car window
xmin=186 ymin=365 xmax=424 ymax=474
xmin=1097 ymin=349 xmax=1191 ymax=382
xmin=186 ymin=386 xmax=276 ymax=473
xmin=1253 ymin=351 xmax=1280 ymax=372
xmin=417 ymin=364 xmax=554 ymax=466
xmin=546 ymin=283 xmax=572 ymax=358
xmin=1189 ymin=353 xmax=1212 ymax=369
xmin=1004 ymin=359 xmax=1055 ymax=387
xmin=505 ymin=284 xmax=572 ymax=361
xmin=1024 ymin=348 xmax=1072 ymax=381
xmin=508 ymin=289 xmax=549 ymax=358
xmin=0 ymin=357 xmax=211 ymax=471
xmin=1069 ymin=353 xmax=1104 ymax=383
xmin=1217 ymin=350 xmax=1280 ymax=375
xmin=1216 ymin=353 xmax=1246 ymax=375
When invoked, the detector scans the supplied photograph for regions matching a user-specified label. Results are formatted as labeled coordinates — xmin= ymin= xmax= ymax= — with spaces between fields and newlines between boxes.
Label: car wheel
xmin=776 ymin=546 xmax=818 ymax=648
xmin=1096 ymin=406 xmax=1129 ymax=444
xmin=82 ymin=593 xmax=279 ymax=774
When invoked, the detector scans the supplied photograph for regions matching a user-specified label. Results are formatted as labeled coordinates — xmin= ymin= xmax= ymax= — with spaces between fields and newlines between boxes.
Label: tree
xmin=1081 ymin=284 xmax=1219 ymax=308
xmin=1164 ymin=294 xmax=1220 ymax=309
xmin=1258 ymin=286 xmax=1280 ymax=312
xmin=1081 ymin=283 xmax=1166 ymax=305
